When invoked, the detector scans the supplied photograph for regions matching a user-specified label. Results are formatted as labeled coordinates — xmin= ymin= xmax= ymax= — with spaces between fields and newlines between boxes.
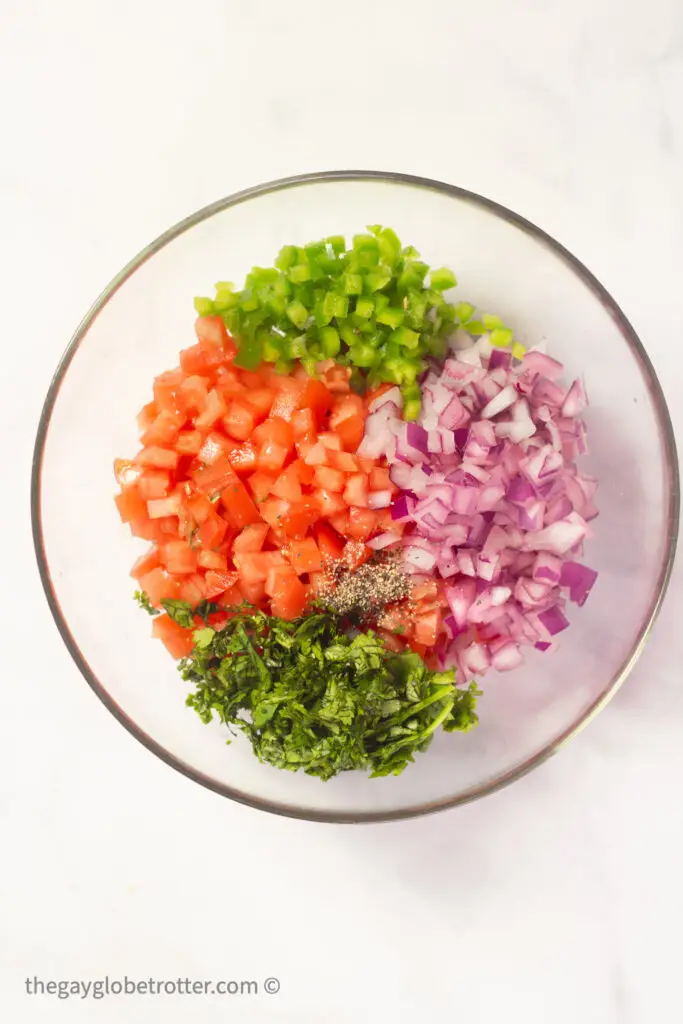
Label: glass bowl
xmin=32 ymin=171 xmax=679 ymax=822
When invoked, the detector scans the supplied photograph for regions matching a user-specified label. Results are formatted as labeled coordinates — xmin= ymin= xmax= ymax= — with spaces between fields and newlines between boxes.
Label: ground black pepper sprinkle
xmin=319 ymin=551 xmax=411 ymax=620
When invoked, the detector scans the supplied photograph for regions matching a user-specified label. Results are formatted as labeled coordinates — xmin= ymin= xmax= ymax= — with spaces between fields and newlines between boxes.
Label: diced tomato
xmin=377 ymin=629 xmax=407 ymax=653
xmin=269 ymin=379 xmax=304 ymax=421
xmin=134 ymin=446 xmax=179 ymax=470
xmin=152 ymin=614 xmax=194 ymax=659
xmin=197 ymin=550 xmax=228 ymax=570
xmin=288 ymin=537 xmax=322 ymax=574
xmin=115 ymin=487 xmax=148 ymax=523
xmin=130 ymin=547 xmax=162 ymax=580
xmin=369 ymin=467 xmax=392 ymax=491
xmin=303 ymin=441 xmax=329 ymax=467
xmin=243 ymin=388 xmax=275 ymax=420
xmin=220 ymin=477 xmax=262 ymax=529
xmin=204 ymin=570 xmax=240 ymax=599
xmin=308 ymin=572 xmax=326 ymax=597
xmin=233 ymin=551 xmax=287 ymax=585
xmin=321 ymin=364 xmax=352 ymax=393
xmin=280 ymin=500 xmax=321 ymax=539
xmin=365 ymin=383 xmax=396 ymax=407
xmin=270 ymin=463 xmax=303 ymax=503
xmin=346 ymin=506 xmax=378 ymax=541
xmin=180 ymin=344 xmax=213 ymax=376
xmin=114 ymin=459 xmax=143 ymax=487
xmin=313 ymin=488 xmax=347 ymax=516
xmin=198 ymin=432 xmax=232 ymax=466
xmin=252 ymin=416 xmax=294 ymax=450
xmin=248 ymin=471 xmax=278 ymax=504
xmin=227 ymin=440 xmax=258 ymax=475
xmin=140 ymin=408 xmax=186 ymax=446
xmin=215 ymin=367 xmax=246 ymax=398
xmin=195 ymin=315 xmax=236 ymax=356
xmin=129 ymin=518 xmax=165 ymax=542
xmin=343 ymin=474 xmax=369 ymax=508
xmin=329 ymin=394 xmax=364 ymax=427
xmin=313 ymin=465 xmax=346 ymax=492
xmin=222 ymin=400 xmax=256 ymax=441
xmin=175 ymin=430 xmax=203 ymax=455
xmin=343 ymin=540 xmax=372 ymax=571
xmin=412 ymin=581 xmax=440 ymax=602
xmin=328 ymin=450 xmax=360 ymax=473
xmin=161 ymin=540 xmax=197 ymax=574
xmin=153 ymin=369 xmax=185 ymax=413
xmin=137 ymin=402 xmax=157 ymax=434
xmin=258 ymin=441 xmax=289 ymax=473
xmin=233 ymin=522 xmax=269 ymax=553
xmin=334 ymin=414 xmax=365 ymax=451
xmin=265 ymin=565 xmax=295 ymax=598
xmin=296 ymin=379 xmax=334 ymax=423
xmin=195 ymin=389 xmax=228 ymax=431
xmin=146 ymin=494 xmax=181 ymax=520
xmin=269 ymin=573 xmax=307 ymax=620
xmin=292 ymin=458 xmax=315 ymax=486
xmin=315 ymin=522 xmax=345 ymax=562
xmin=179 ymin=374 xmax=210 ymax=412
xmin=179 ymin=576 xmax=205 ymax=606
xmin=139 ymin=567 xmax=182 ymax=607
xmin=327 ymin=511 xmax=350 ymax=536
xmin=239 ymin=579 xmax=267 ymax=605
xmin=317 ymin=431 xmax=342 ymax=451
xmin=137 ymin=470 xmax=170 ymax=500
xmin=291 ymin=407 xmax=316 ymax=441
xmin=197 ymin=516 xmax=228 ymax=550
xmin=192 ymin=456 xmax=236 ymax=496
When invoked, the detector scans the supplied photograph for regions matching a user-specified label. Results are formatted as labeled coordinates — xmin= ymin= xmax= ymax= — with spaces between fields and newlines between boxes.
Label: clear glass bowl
xmin=32 ymin=172 xmax=679 ymax=822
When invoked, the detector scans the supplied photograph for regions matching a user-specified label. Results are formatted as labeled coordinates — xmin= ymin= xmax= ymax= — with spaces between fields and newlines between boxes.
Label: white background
xmin=1 ymin=1 xmax=682 ymax=1021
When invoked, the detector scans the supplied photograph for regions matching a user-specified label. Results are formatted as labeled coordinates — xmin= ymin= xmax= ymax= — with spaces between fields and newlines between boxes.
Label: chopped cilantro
xmin=178 ymin=606 xmax=480 ymax=781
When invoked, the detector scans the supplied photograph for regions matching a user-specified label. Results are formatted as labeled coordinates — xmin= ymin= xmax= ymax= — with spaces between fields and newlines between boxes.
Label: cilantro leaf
xmin=160 ymin=599 xmax=195 ymax=629
xmin=134 ymin=590 xmax=159 ymax=616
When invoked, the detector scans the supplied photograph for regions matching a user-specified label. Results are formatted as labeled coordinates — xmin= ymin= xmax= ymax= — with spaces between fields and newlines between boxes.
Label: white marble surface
xmin=1 ymin=1 xmax=682 ymax=1021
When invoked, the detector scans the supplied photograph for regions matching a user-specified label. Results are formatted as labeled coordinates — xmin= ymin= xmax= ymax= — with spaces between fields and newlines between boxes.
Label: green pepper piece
xmin=390 ymin=326 xmax=420 ymax=349
xmin=194 ymin=296 xmax=215 ymax=316
xmin=376 ymin=306 xmax=405 ymax=329
xmin=318 ymin=326 xmax=341 ymax=358
xmin=430 ymin=267 xmax=457 ymax=291
xmin=401 ymin=383 xmax=422 ymax=421
xmin=341 ymin=272 xmax=363 ymax=296
xmin=286 ymin=299 xmax=309 ymax=330
xmin=354 ymin=296 xmax=374 ymax=319
xmin=233 ymin=334 xmax=262 ymax=371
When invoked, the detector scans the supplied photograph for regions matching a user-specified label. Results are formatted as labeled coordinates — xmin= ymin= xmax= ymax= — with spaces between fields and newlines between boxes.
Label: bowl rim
xmin=31 ymin=169 xmax=680 ymax=824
